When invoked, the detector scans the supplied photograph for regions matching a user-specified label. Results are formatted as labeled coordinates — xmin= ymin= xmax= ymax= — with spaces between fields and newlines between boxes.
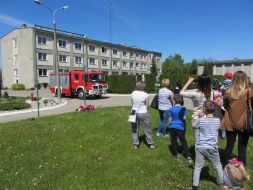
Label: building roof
xmin=198 ymin=59 xmax=253 ymax=65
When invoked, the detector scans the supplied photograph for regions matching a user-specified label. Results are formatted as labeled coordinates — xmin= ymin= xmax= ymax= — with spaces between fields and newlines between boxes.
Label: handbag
xmin=150 ymin=94 xmax=159 ymax=109
xmin=246 ymin=90 xmax=253 ymax=136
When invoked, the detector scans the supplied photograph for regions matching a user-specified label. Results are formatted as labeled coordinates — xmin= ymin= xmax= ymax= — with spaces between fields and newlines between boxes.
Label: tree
xmin=150 ymin=56 xmax=158 ymax=77
xmin=202 ymin=59 xmax=214 ymax=76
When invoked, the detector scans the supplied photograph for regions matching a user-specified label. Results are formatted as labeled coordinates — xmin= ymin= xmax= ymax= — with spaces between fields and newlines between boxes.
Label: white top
xmin=158 ymin=88 xmax=174 ymax=110
xmin=180 ymin=90 xmax=214 ymax=128
xmin=131 ymin=90 xmax=149 ymax=114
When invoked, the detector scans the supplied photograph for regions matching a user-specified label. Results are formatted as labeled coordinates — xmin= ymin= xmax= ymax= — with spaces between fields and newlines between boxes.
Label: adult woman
xmin=180 ymin=74 xmax=212 ymax=140
xmin=156 ymin=79 xmax=174 ymax=137
xmin=131 ymin=81 xmax=155 ymax=149
xmin=221 ymin=71 xmax=252 ymax=165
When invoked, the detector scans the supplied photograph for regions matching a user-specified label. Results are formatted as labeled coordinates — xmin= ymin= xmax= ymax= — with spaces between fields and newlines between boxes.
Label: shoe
xmin=162 ymin=134 xmax=169 ymax=138
xmin=156 ymin=132 xmax=161 ymax=137
xmin=186 ymin=157 xmax=193 ymax=163
xmin=149 ymin=144 xmax=156 ymax=149
xmin=132 ymin=145 xmax=139 ymax=149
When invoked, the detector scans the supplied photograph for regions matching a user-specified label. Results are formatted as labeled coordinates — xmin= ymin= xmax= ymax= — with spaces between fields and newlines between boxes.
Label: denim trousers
xmin=157 ymin=110 xmax=169 ymax=135
xmin=192 ymin=148 xmax=223 ymax=187
xmin=131 ymin=113 xmax=155 ymax=145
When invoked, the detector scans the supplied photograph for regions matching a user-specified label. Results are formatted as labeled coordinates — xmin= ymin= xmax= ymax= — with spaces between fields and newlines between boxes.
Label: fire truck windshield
xmin=89 ymin=74 xmax=106 ymax=82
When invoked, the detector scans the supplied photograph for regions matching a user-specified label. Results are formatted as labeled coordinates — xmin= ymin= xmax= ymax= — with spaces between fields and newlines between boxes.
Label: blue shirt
xmin=196 ymin=117 xmax=220 ymax=150
xmin=167 ymin=105 xmax=188 ymax=131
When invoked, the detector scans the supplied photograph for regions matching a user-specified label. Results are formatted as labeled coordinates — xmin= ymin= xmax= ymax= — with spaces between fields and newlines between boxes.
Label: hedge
xmin=107 ymin=75 xmax=136 ymax=94
xmin=145 ymin=74 xmax=156 ymax=93
xmin=11 ymin=83 xmax=25 ymax=90
xmin=0 ymin=99 xmax=31 ymax=111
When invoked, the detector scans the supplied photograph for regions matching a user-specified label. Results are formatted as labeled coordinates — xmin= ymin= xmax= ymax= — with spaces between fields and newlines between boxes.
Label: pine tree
xmin=150 ymin=56 xmax=158 ymax=77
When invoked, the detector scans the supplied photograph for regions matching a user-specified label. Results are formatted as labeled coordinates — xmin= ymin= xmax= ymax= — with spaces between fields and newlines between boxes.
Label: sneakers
xmin=173 ymin=155 xmax=178 ymax=160
xmin=162 ymin=134 xmax=169 ymax=138
xmin=149 ymin=144 xmax=156 ymax=149
xmin=156 ymin=132 xmax=161 ymax=137
xmin=186 ymin=157 xmax=193 ymax=163
xmin=132 ymin=145 xmax=139 ymax=149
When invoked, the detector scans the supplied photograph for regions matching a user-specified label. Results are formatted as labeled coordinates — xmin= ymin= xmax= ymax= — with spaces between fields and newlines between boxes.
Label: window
xmin=130 ymin=52 xmax=134 ymax=57
xmin=74 ymin=74 xmax=79 ymax=80
xmin=14 ymin=69 xmax=18 ymax=76
xmin=102 ymin=47 xmax=107 ymax=53
xmin=89 ymin=45 xmax=95 ymax=52
xmin=75 ymin=43 xmax=82 ymax=50
xmin=102 ymin=59 xmax=107 ymax=66
xmin=136 ymin=63 xmax=139 ymax=67
xmin=123 ymin=61 xmax=127 ymax=67
xmin=38 ymin=36 xmax=46 ymax=45
xmin=59 ymin=69 xmax=69 ymax=73
xmin=113 ymin=60 xmax=118 ymax=66
xmin=75 ymin=56 xmax=82 ymax=64
xmin=58 ymin=40 xmax=67 ymax=48
xmin=130 ymin=62 xmax=134 ymax=68
xmin=38 ymin=52 xmax=47 ymax=61
xmin=38 ymin=69 xmax=47 ymax=77
xmin=123 ymin=51 xmax=127 ymax=56
xmin=136 ymin=53 xmax=139 ymax=57
xmin=112 ymin=49 xmax=117 ymax=55
xmin=12 ymin=38 xmax=17 ymax=48
xmin=59 ymin=55 xmax=67 ymax=63
xmin=89 ymin=58 xmax=95 ymax=65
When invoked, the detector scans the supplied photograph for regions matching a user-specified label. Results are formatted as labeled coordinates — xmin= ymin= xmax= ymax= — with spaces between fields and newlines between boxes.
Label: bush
xmin=107 ymin=75 xmax=136 ymax=94
xmin=145 ymin=74 xmax=156 ymax=93
xmin=3 ymin=91 xmax=9 ymax=99
xmin=11 ymin=83 xmax=25 ymax=90
xmin=0 ymin=99 xmax=31 ymax=111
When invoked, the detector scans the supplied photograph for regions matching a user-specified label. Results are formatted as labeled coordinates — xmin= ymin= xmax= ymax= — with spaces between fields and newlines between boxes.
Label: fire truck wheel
xmin=94 ymin=95 xmax=102 ymax=99
xmin=77 ymin=89 xmax=84 ymax=99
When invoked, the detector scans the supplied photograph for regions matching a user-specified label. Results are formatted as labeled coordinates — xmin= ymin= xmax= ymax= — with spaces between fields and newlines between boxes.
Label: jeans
xmin=192 ymin=148 xmax=223 ymax=187
xmin=131 ymin=113 xmax=155 ymax=145
xmin=157 ymin=110 xmax=169 ymax=135
xmin=224 ymin=130 xmax=250 ymax=165
xmin=169 ymin=128 xmax=190 ymax=157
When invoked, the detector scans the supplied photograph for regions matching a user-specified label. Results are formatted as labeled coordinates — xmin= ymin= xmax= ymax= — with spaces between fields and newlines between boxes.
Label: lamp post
xmin=34 ymin=0 xmax=68 ymax=101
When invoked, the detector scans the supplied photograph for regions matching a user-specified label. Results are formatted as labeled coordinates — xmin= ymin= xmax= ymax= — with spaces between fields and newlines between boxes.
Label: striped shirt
xmin=158 ymin=88 xmax=173 ymax=110
xmin=196 ymin=117 xmax=220 ymax=150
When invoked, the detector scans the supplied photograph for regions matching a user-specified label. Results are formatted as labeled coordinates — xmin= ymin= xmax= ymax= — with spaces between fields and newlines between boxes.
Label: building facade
xmin=198 ymin=59 xmax=253 ymax=82
xmin=1 ymin=25 xmax=162 ymax=89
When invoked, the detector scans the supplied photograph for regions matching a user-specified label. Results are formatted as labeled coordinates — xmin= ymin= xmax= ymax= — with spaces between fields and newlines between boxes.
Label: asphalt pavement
xmin=0 ymin=88 xmax=193 ymax=123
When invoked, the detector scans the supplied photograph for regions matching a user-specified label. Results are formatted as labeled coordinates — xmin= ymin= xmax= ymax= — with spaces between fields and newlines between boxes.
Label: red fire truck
xmin=49 ymin=70 xmax=108 ymax=98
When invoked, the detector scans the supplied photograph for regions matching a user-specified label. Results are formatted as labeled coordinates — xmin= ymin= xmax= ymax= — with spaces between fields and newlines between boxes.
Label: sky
xmin=0 ymin=0 xmax=253 ymax=66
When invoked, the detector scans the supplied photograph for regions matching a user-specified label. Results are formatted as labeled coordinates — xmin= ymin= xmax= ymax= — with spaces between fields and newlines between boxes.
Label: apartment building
xmin=0 ymin=25 xmax=162 ymax=89
xmin=198 ymin=59 xmax=253 ymax=82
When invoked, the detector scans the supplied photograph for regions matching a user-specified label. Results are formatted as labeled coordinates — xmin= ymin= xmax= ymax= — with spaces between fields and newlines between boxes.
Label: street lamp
xmin=34 ymin=0 xmax=68 ymax=101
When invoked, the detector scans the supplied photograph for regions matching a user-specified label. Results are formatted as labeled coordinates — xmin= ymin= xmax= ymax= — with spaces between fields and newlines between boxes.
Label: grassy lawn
xmin=0 ymin=107 xmax=252 ymax=190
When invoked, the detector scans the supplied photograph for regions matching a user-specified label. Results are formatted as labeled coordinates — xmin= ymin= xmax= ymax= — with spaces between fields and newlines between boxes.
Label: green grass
xmin=0 ymin=107 xmax=252 ymax=190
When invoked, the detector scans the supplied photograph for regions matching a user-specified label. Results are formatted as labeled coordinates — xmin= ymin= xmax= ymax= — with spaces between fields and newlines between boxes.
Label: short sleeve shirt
xmin=131 ymin=90 xmax=149 ymax=114
xmin=158 ymin=88 xmax=174 ymax=110
xmin=167 ymin=105 xmax=188 ymax=131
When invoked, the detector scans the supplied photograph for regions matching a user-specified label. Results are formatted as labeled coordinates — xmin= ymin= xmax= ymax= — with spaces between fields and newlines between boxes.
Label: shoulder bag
xmin=150 ymin=94 xmax=159 ymax=109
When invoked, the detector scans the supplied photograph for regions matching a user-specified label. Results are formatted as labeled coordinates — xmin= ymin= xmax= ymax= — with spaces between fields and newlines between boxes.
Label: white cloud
xmin=0 ymin=13 xmax=32 ymax=27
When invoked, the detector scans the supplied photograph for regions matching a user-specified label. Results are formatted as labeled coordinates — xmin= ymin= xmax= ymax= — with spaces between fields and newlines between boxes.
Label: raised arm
xmin=181 ymin=77 xmax=195 ymax=92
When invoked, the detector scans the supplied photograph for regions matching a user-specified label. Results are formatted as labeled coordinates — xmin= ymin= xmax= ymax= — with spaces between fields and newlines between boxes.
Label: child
xmin=167 ymin=94 xmax=192 ymax=162
xmin=191 ymin=101 xmax=223 ymax=190
xmin=223 ymin=158 xmax=249 ymax=190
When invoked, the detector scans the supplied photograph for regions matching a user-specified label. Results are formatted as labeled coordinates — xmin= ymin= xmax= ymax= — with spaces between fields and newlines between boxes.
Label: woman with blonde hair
xmin=221 ymin=71 xmax=253 ymax=165
xmin=156 ymin=79 xmax=174 ymax=137
xmin=130 ymin=81 xmax=155 ymax=149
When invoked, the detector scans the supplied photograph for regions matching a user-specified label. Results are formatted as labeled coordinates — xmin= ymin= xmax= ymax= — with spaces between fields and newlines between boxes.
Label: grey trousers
xmin=131 ymin=113 xmax=155 ymax=145
xmin=192 ymin=148 xmax=223 ymax=187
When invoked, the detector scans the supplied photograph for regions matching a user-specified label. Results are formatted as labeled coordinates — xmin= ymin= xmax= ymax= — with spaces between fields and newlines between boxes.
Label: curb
xmin=0 ymin=100 xmax=68 ymax=117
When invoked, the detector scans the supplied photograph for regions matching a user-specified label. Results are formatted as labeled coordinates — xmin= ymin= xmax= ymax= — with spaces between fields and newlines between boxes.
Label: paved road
xmin=0 ymin=89 xmax=193 ymax=123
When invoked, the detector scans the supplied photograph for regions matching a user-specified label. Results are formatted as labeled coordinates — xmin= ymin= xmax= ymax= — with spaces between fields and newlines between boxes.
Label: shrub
xmin=107 ymin=75 xmax=136 ymax=94
xmin=11 ymin=83 xmax=25 ymax=90
xmin=3 ymin=91 xmax=9 ymax=99
xmin=0 ymin=99 xmax=31 ymax=111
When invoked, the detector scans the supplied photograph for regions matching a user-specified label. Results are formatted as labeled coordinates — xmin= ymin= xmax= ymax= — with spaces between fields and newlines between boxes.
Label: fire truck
xmin=49 ymin=70 xmax=108 ymax=98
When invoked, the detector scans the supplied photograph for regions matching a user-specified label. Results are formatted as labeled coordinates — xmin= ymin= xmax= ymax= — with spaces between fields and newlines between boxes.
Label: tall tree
xmin=202 ymin=59 xmax=214 ymax=76
xmin=150 ymin=56 xmax=158 ymax=77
